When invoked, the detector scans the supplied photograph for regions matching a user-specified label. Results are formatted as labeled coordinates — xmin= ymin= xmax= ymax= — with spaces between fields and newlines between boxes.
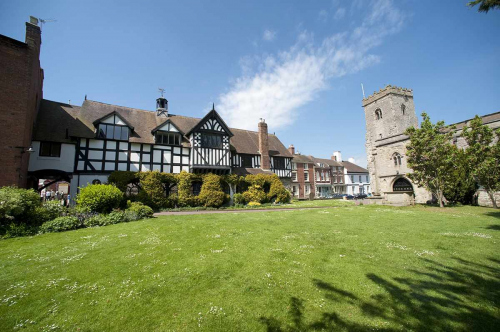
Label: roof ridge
xmin=42 ymin=99 xmax=80 ymax=108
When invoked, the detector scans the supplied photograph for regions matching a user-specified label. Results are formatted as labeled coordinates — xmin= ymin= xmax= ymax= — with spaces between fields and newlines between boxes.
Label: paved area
xmin=154 ymin=205 xmax=339 ymax=216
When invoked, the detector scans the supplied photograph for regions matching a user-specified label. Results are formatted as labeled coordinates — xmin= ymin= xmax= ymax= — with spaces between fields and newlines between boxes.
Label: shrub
xmin=126 ymin=202 xmax=154 ymax=219
xmin=248 ymin=201 xmax=261 ymax=207
xmin=123 ymin=210 xmax=140 ymax=222
xmin=267 ymin=175 xmax=291 ymax=204
xmin=233 ymin=193 xmax=246 ymax=205
xmin=198 ymin=173 xmax=226 ymax=208
xmin=42 ymin=200 xmax=67 ymax=220
xmin=0 ymin=187 xmax=41 ymax=227
xmin=177 ymin=171 xmax=201 ymax=207
xmin=108 ymin=211 xmax=126 ymax=224
xmin=139 ymin=171 xmax=167 ymax=209
xmin=83 ymin=214 xmax=116 ymax=227
xmin=40 ymin=216 xmax=81 ymax=233
xmin=242 ymin=184 xmax=268 ymax=204
xmin=76 ymin=184 xmax=123 ymax=213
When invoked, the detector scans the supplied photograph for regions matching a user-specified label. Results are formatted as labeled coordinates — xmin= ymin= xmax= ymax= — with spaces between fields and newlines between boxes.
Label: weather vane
xmin=158 ymin=88 xmax=165 ymax=97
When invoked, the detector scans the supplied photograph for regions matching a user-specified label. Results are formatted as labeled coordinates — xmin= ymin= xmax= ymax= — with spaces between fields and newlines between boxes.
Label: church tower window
xmin=393 ymin=153 xmax=402 ymax=166
xmin=375 ymin=109 xmax=382 ymax=120
xmin=401 ymin=104 xmax=406 ymax=115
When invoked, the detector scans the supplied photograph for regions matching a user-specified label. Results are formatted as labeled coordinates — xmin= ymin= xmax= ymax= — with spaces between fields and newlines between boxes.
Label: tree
xmin=405 ymin=113 xmax=456 ymax=208
xmin=443 ymin=147 xmax=478 ymax=205
xmin=462 ymin=115 xmax=500 ymax=208
xmin=467 ymin=0 xmax=500 ymax=12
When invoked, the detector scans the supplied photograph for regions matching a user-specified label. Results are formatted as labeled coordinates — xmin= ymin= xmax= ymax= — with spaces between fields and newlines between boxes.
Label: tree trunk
xmin=438 ymin=191 xmax=444 ymax=208
xmin=487 ymin=190 xmax=498 ymax=209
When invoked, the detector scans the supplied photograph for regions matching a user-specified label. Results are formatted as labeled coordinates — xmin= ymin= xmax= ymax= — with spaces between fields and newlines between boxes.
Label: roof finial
xmin=212 ymin=103 xmax=215 ymax=111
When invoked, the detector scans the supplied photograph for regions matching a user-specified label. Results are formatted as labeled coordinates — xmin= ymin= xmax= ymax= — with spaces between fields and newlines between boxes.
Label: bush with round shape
xmin=198 ymin=173 xmax=226 ymax=208
xmin=0 ymin=187 xmax=41 ymax=226
xmin=40 ymin=216 xmax=81 ymax=233
xmin=233 ymin=193 xmax=246 ymax=205
xmin=123 ymin=210 xmax=140 ymax=222
xmin=267 ymin=175 xmax=291 ymax=204
xmin=126 ymin=202 xmax=154 ymax=219
xmin=76 ymin=184 xmax=123 ymax=213
xmin=248 ymin=201 xmax=261 ymax=207
xmin=242 ymin=184 xmax=268 ymax=204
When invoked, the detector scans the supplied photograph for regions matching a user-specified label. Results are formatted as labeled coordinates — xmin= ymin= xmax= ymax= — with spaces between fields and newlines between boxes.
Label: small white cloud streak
xmin=334 ymin=8 xmax=346 ymax=20
xmin=263 ymin=29 xmax=276 ymax=41
xmin=218 ymin=0 xmax=405 ymax=130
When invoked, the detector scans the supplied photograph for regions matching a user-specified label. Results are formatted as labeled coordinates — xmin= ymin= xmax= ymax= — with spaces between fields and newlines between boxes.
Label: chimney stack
xmin=332 ymin=151 xmax=342 ymax=162
xmin=26 ymin=16 xmax=41 ymax=54
xmin=288 ymin=144 xmax=295 ymax=155
xmin=258 ymin=119 xmax=270 ymax=170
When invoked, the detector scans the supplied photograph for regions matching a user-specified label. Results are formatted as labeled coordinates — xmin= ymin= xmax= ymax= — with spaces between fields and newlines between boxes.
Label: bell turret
xmin=156 ymin=88 xmax=168 ymax=117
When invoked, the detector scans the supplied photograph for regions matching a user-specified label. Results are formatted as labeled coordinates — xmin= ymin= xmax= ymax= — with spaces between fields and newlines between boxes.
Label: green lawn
xmin=1 ymin=205 xmax=499 ymax=331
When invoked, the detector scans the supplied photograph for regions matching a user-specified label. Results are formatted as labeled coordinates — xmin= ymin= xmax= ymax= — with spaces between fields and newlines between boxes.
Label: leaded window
xmin=201 ymin=134 xmax=222 ymax=148
xmin=156 ymin=132 xmax=181 ymax=145
xmin=39 ymin=142 xmax=61 ymax=157
xmin=98 ymin=124 xmax=129 ymax=141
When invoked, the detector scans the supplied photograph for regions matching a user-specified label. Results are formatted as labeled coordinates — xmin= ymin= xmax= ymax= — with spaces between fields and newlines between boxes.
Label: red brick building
xmin=0 ymin=17 xmax=43 ymax=188
xmin=288 ymin=145 xmax=345 ymax=199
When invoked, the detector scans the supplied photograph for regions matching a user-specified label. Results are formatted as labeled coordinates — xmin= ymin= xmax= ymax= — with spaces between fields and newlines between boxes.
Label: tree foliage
xmin=467 ymin=0 xmax=500 ymax=12
xmin=462 ymin=115 xmax=500 ymax=208
xmin=405 ymin=113 xmax=456 ymax=207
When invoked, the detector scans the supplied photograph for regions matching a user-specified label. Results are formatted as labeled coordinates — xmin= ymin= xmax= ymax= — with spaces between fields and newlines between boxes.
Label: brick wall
xmin=0 ymin=21 xmax=43 ymax=188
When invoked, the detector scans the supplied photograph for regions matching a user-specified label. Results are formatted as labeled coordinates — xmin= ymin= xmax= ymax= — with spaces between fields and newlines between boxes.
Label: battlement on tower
xmin=362 ymin=85 xmax=413 ymax=107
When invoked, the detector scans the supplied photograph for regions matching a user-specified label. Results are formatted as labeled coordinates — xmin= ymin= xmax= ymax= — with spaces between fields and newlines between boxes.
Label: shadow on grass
xmin=260 ymin=258 xmax=500 ymax=331
xmin=485 ymin=211 xmax=500 ymax=221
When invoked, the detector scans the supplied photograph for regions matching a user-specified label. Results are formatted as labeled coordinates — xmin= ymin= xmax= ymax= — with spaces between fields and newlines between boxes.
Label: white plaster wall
xmin=28 ymin=141 xmax=75 ymax=173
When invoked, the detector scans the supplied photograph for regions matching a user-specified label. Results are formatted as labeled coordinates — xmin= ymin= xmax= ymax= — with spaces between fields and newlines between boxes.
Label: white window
xmin=359 ymin=176 xmax=362 ymax=182
xmin=304 ymin=171 xmax=309 ymax=182
xmin=326 ymin=172 xmax=329 ymax=181
xmin=292 ymin=185 xmax=297 ymax=196
xmin=292 ymin=162 xmax=297 ymax=170
xmin=303 ymin=163 xmax=308 ymax=169
xmin=305 ymin=185 xmax=310 ymax=195
xmin=351 ymin=175 xmax=354 ymax=183
xmin=333 ymin=176 xmax=337 ymax=183
xmin=316 ymin=171 xmax=320 ymax=181
xmin=292 ymin=171 xmax=297 ymax=182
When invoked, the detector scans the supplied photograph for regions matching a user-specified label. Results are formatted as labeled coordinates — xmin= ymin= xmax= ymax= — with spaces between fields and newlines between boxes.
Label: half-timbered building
xmin=27 ymin=97 xmax=293 ymax=199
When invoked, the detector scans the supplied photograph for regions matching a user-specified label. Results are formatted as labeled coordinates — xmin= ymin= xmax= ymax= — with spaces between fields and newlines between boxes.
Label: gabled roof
xmin=92 ymin=111 xmax=135 ymax=130
xmin=186 ymin=108 xmax=234 ymax=137
xmin=292 ymin=154 xmax=314 ymax=163
xmin=35 ymin=99 xmax=292 ymax=157
xmin=341 ymin=161 xmax=368 ymax=173
xmin=151 ymin=119 xmax=184 ymax=135
xmin=311 ymin=156 xmax=343 ymax=167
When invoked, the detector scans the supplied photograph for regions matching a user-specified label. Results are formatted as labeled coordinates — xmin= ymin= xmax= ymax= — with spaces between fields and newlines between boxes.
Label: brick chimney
xmin=288 ymin=144 xmax=295 ymax=155
xmin=258 ymin=119 xmax=270 ymax=170
xmin=332 ymin=151 xmax=342 ymax=162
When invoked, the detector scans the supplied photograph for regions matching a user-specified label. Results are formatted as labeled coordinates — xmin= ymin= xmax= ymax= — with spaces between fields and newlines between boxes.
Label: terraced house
xmin=0 ymin=18 xmax=293 ymax=199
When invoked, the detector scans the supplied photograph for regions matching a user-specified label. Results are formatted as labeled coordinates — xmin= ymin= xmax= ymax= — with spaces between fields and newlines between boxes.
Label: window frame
xmin=155 ymin=131 xmax=182 ymax=146
xmin=200 ymin=133 xmax=223 ymax=149
xmin=39 ymin=141 xmax=61 ymax=158
xmin=98 ymin=123 xmax=130 ymax=141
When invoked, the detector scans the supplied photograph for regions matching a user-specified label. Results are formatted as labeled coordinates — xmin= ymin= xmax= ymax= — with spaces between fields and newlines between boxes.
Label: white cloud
xmin=318 ymin=9 xmax=328 ymax=23
xmin=334 ymin=7 xmax=346 ymax=20
xmin=218 ymin=0 xmax=405 ymax=130
xmin=263 ymin=29 xmax=276 ymax=41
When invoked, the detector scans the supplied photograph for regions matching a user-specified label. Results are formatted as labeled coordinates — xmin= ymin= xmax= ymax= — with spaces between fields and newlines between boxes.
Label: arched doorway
xmin=392 ymin=177 xmax=413 ymax=192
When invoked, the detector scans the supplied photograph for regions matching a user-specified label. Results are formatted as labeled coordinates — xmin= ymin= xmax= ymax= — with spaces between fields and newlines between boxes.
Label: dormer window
xmin=156 ymin=132 xmax=181 ymax=145
xmin=94 ymin=112 xmax=133 ymax=141
xmin=375 ymin=109 xmax=382 ymax=120
xmin=98 ymin=124 xmax=129 ymax=140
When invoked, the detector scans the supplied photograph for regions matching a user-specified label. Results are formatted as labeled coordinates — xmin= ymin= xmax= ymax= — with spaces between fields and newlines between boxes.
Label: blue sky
xmin=1 ymin=0 xmax=499 ymax=167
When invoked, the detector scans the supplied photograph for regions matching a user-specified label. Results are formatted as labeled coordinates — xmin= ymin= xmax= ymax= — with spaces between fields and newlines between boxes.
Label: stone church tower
xmin=362 ymin=85 xmax=431 ymax=205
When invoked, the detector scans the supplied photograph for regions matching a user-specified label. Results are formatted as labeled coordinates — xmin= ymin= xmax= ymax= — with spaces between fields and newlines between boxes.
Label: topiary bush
xmin=126 ymin=201 xmax=154 ymax=219
xmin=40 ymin=216 xmax=81 ymax=233
xmin=138 ymin=171 xmax=167 ymax=209
xmin=198 ymin=173 xmax=226 ymax=207
xmin=0 ymin=187 xmax=42 ymax=227
xmin=76 ymin=184 xmax=123 ymax=213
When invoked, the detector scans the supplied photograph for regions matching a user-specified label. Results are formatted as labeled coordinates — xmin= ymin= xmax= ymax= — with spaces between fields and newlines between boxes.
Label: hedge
xmin=76 ymin=184 xmax=123 ymax=213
